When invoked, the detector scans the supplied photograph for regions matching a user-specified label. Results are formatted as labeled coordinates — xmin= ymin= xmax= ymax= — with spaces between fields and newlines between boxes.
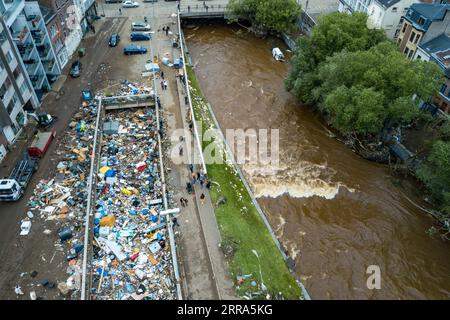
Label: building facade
xmin=0 ymin=0 xmax=62 ymax=161
xmin=37 ymin=0 xmax=81 ymax=64
xmin=396 ymin=3 xmax=450 ymax=59
xmin=339 ymin=0 xmax=374 ymax=13
xmin=39 ymin=3 xmax=68 ymax=69
xmin=414 ymin=33 xmax=450 ymax=113
xmin=0 ymin=17 xmax=39 ymax=160
xmin=367 ymin=0 xmax=418 ymax=39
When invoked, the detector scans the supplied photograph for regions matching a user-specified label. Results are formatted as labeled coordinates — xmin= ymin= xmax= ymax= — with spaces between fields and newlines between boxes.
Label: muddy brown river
xmin=184 ymin=24 xmax=450 ymax=299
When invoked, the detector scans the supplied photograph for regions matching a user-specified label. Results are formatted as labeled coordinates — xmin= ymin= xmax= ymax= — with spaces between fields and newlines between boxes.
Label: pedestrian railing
xmin=179 ymin=4 xmax=228 ymax=18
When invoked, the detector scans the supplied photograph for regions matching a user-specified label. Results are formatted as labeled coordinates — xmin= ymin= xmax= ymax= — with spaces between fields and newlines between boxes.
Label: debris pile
xmin=90 ymin=108 xmax=176 ymax=300
xmin=24 ymin=100 xmax=98 ymax=299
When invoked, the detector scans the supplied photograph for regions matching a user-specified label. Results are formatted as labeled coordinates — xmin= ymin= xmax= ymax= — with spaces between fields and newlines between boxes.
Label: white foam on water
xmin=243 ymin=161 xmax=354 ymax=200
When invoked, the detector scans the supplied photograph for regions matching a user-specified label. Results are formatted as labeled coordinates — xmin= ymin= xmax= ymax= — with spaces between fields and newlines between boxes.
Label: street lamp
xmin=251 ymin=249 xmax=267 ymax=292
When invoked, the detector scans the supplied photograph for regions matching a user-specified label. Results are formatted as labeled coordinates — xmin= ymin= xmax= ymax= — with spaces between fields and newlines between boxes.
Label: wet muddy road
xmin=184 ymin=24 xmax=450 ymax=299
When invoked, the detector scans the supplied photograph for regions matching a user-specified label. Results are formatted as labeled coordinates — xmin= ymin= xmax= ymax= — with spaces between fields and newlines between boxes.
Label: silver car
xmin=122 ymin=1 xmax=139 ymax=8
xmin=132 ymin=21 xmax=151 ymax=31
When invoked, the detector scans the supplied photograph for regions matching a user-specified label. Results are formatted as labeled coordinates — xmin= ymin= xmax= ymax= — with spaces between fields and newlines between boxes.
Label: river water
xmin=184 ymin=24 xmax=450 ymax=299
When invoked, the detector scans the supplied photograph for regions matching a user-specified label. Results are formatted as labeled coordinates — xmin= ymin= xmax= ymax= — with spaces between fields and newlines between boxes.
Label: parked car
xmin=123 ymin=45 xmax=147 ymax=55
xmin=122 ymin=1 xmax=139 ymax=7
xmin=70 ymin=60 xmax=82 ymax=77
xmin=109 ymin=33 xmax=120 ymax=47
xmin=131 ymin=21 xmax=151 ymax=31
xmin=130 ymin=32 xmax=151 ymax=41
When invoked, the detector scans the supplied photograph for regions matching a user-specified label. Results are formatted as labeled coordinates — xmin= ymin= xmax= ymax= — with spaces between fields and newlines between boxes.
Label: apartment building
xmin=37 ymin=0 xmax=82 ymax=61
xmin=39 ymin=3 xmax=68 ymax=69
xmin=414 ymin=33 xmax=450 ymax=113
xmin=367 ymin=0 xmax=419 ymax=38
xmin=0 ymin=17 xmax=39 ymax=161
xmin=396 ymin=3 xmax=450 ymax=59
xmin=339 ymin=0 xmax=374 ymax=13
xmin=0 ymin=0 xmax=62 ymax=161
xmin=73 ymin=0 xmax=97 ymax=35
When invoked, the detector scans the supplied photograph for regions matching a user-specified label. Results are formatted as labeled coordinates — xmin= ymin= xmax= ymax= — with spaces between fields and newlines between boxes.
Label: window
xmin=409 ymin=31 xmax=416 ymax=42
xmin=6 ymin=50 xmax=13 ymax=63
xmin=441 ymin=84 xmax=448 ymax=94
xmin=418 ymin=17 xmax=425 ymax=25
xmin=408 ymin=49 xmax=414 ymax=59
xmin=404 ymin=47 xmax=409 ymax=55
xmin=398 ymin=37 xmax=402 ymax=44
xmin=414 ymin=34 xmax=420 ymax=44
xmin=7 ymin=100 xmax=14 ymax=114
xmin=20 ymin=82 xmax=27 ymax=95
xmin=392 ymin=7 xmax=397 ymax=12
xmin=11 ymin=93 xmax=18 ymax=105
xmin=13 ymin=67 xmax=20 ymax=80
xmin=417 ymin=55 xmax=422 ymax=60
xmin=402 ymin=23 xmax=407 ymax=33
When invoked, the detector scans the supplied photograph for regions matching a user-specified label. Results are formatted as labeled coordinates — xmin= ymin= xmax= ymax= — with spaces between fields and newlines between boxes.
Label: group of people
xmin=160 ymin=80 xmax=168 ymax=91
xmin=162 ymin=26 xmax=171 ymax=36
xmin=189 ymin=165 xmax=211 ymax=190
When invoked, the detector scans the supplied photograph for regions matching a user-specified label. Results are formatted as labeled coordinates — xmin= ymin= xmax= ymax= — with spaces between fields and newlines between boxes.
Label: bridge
xmin=179 ymin=3 xmax=228 ymax=19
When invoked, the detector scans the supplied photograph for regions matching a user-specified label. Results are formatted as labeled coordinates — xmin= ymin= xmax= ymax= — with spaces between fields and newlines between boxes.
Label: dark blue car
xmin=109 ymin=33 xmax=120 ymax=47
xmin=123 ymin=45 xmax=147 ymax=55
xmin=130 ymin=32 xmax=151 ymax=41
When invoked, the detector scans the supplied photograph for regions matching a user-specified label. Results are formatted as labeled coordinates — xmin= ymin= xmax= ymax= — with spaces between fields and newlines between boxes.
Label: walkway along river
xmin=184 ymin=23 xmax=450 ymax=299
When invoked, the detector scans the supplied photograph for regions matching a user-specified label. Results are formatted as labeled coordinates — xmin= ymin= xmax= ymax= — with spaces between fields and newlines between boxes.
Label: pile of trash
xmin=25 ymin=100 xmax=98 ymax=298
xmin=89 ymin=108 xmax=176 ymax=300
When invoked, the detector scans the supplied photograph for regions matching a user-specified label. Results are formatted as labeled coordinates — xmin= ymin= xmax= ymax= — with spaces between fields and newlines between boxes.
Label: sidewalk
xmin=150 ymin=5 xmax=236 ymax=299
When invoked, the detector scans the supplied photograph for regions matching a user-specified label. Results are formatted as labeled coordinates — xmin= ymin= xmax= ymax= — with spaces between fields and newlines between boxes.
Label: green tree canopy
xmin=285 ymin=12 xmax=387 ymax=103
xmin=416 ymin=140 xmax=450 ymax=216
xmin=316 ymin=42 xmax=442 ymax=135
xmin=228 ymin=0 xmax=301 ymax=33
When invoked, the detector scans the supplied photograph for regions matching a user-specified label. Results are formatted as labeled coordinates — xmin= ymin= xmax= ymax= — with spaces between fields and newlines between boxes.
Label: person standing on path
xmin=200 ymin=193 xmax=205 ymax=205
xmin=206 ymin=180 xmax=211 ymax=190
xmin=160 ymin=80 xmax=164 ymax=90
xmin=188 ymin=5 xmax=190 ymax=12
xmin=191 ymin=172 xmax=197 ymax=185
xmin=188 ymin=164 xmax=193 ymax=173
xmin=164 ymin=80 xmax=168 ymax=90
xmin=161 ymin=71 xmax=164 ymax=80
xmin=180 ymin=197 xmax=185 ymax=207
xmin=119 ymin=8 xmax=122 ymax=15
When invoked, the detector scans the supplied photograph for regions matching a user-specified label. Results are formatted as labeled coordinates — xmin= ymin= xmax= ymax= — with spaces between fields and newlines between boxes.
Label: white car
xmin=122 ymin=1 xmax=139 ymax=7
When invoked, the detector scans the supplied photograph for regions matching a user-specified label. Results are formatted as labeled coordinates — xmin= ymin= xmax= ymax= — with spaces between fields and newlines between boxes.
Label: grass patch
xmin=186 ymin=66 xmax=301 ymax=299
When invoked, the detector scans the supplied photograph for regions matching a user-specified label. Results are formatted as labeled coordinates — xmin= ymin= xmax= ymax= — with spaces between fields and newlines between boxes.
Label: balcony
xmin=37 ymin=44 xmax=51 ymax=60
xmin=12 ymin=28 xmax=30 ymax=46
xmin=17 ymin=43 xmax=36 ymax=61
xmin=25 ymin=60 xmax=39 ymax=76
xmin=439 ymin=91 xmax=450 ymax=103
xmin=3 ymin=0 xmax=25 ymax=26
xmin=43 ymin=59 xmax=57 ymax=74
xmin=27 ymin=15 xmax=45 ymax=33
xmin=31 ymin=30 xmax=47 ymax=46
xmin=29 ymin=73 xmax=45 ymax=89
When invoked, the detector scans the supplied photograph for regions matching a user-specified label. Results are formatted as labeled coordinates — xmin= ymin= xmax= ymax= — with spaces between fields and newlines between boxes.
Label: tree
xmin=285 ymin=12 xmax=387 ymax=103
xmin=416 ymin=140 xmax=450 ymax=217
xmin=314 ymin=42 xmax=442 ymax=135
xmin=228 ymin=0 xmax=301 ymax=33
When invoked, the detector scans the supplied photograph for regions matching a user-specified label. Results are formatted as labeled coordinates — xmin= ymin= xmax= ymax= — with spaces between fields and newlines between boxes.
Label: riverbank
xmin=186 ymin=65 xmax=302 ymax=299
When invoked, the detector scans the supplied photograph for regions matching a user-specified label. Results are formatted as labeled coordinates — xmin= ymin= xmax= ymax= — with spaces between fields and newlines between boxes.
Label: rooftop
xmin=38 ymin=4 xmax=55 ymax=24
xmin=376 ymin=0 xmax=401 ymax=9
xmin=420 ymin=33 xmax=450 ymax=74
xmin=410 ymin=3 xmax=450 ymax=21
